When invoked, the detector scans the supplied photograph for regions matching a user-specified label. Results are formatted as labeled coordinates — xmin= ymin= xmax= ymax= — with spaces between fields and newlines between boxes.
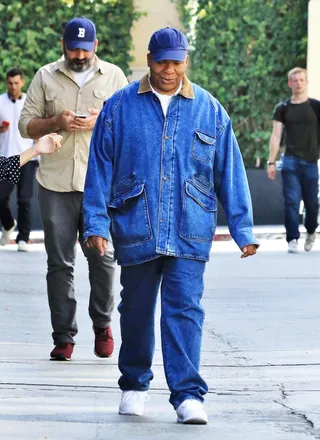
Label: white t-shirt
xmin=148 ymin=77 xmax=182 ymax=117
xmin=72 ymin=66 xmax=96 ymax=89
xmin=0 ymin=93 xmax=34 ymax=158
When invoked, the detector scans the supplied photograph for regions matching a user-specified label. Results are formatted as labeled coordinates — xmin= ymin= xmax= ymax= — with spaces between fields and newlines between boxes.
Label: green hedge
xmin=175 ymin=0 xmax=308 ymax=165
xmin=0 ymin=0 xmax=141 ymax=91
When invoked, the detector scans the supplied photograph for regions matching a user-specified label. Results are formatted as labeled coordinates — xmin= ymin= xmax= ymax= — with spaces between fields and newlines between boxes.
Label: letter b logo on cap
xmin=78 ymin=28 xmax=85 ymax=38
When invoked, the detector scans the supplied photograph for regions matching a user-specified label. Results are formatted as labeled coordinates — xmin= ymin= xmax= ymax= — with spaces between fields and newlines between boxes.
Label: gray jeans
xmin=38 ymin=185 xmax=115 ymax=345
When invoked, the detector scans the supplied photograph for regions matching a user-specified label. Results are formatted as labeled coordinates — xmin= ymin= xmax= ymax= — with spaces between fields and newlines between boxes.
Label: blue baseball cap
xmin=63 ymin=17 xmax=96 ymax=51
xmin=148 ymin=27 xmax=189 ymax=62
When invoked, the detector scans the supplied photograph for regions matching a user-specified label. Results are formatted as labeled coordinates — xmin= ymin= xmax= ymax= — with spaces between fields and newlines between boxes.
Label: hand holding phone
xmin=75 ymin=114 xmax=88 ymax=119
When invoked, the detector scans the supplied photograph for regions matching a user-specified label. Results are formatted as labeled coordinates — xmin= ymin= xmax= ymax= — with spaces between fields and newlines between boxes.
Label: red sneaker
xmin=94 ymin=326 xmax=114 ymax=358
xmin=50 ymin=343 xmax=74 ymax=361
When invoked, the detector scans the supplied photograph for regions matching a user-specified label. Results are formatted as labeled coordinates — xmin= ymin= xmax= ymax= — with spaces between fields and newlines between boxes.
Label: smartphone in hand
xmin=75 ymin=114 xmax=88 ymax=119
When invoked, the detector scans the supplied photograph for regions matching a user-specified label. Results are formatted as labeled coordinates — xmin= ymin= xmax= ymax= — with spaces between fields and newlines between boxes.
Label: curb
xmin=2 ymin=229 xmax=318 ymax=246
xmin=4 ymin=232 xmax=287 ymax=245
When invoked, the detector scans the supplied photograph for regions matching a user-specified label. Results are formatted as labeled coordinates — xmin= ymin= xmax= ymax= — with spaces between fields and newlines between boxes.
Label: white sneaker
xmin=304 ymin=232 xmax=316 ymax=252
xmin=0 ymin=219 xmax=17 ymax=246
xmin=288 ymin=239 xmax=299 ymax=254
xmin=18 ymin=240 xmax=29 ymax=252
xmin=118 ymin=390 xmax=148 ymax=416
xmin=176 ymin=399 xmax=208 ymax=424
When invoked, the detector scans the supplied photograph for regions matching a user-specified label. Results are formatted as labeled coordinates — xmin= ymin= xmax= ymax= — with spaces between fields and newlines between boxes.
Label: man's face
xmin=288 ymin=72 xmax=308 ymax=95
xmin=7 ymin=75 xmax=24 ymax=99
xmin=147 ymin=54 xmax=188 ymax=95
xmin=63 ymin=40 xmax=98 ymax=72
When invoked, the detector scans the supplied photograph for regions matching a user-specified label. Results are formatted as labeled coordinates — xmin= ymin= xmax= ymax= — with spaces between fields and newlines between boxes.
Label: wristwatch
xmin=267 ymin=161 xmax=275 ymax=166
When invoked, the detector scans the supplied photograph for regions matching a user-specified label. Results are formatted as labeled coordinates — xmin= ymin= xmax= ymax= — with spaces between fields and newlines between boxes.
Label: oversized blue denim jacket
xmin=84 ymin=75 xmax=259 ymax=266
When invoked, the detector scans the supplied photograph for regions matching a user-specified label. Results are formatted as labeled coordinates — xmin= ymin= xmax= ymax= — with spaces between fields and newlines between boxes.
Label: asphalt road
xmin=1 ymin=238 xmax=320 ymax=440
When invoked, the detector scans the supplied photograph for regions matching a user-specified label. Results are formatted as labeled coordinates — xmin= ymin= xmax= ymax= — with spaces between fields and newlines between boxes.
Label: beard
xmin=64 ymin=46 xmax=94 ymax=72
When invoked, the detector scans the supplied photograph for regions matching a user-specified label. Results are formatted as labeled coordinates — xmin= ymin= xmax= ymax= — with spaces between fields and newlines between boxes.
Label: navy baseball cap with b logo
xmin=148 ymin=27 xmax=189 ymax=62
xmin=63 ymin=17 xmax=96 ymax=51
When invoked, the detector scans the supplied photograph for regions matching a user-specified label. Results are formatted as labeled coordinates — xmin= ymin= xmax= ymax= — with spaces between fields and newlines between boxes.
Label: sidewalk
xmin=1 ymin=239 xmax=320 ymax=439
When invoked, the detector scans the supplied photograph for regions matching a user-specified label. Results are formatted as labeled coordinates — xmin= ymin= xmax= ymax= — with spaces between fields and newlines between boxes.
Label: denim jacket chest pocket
xmin=108 ymin=181 xmax=153 ymax=247
xmin=192 ymin=130 xmax=216 ymax=162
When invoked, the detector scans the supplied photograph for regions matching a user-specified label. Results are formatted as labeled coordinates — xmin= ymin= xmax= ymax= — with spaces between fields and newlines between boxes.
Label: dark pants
xmin=281 ymin=155 xmax=319 ymax=242
xmin=38 ymin=185 xmax=116 ymax=345
xmin=118 ymin=256 xmax=208 ymax=409
xmin=0 ymin=161 xmax=37 ymax=242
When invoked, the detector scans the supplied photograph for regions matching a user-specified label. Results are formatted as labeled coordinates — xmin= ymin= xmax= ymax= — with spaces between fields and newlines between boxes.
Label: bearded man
xmin=19 ymin=17 xmax=128 ymax=361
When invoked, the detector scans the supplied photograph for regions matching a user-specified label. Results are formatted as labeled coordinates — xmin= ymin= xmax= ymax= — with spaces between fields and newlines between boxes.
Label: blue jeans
xmin=281 ymin=156 xmax=319 ymax=242
xmin=118 ymin=256 xmax=208 ymax=409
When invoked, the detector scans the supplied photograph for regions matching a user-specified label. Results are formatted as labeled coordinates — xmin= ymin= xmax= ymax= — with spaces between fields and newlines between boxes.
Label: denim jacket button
xmin=164 ymin=136 xmax=169 ymax=140
xmin=163 ymin=176 xmax=168 ymax=181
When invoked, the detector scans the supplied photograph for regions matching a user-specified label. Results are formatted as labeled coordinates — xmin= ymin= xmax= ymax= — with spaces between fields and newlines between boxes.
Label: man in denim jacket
xmin=84 ymin=27 xmax=259 ymax=424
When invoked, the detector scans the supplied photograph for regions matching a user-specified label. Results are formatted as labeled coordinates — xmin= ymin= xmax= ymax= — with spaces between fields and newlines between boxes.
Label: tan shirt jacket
xmin=19 ymin=56 xmax=128 ymax=192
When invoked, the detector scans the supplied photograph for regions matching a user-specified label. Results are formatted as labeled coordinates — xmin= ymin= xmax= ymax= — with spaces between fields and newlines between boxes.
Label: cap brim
xmin=151 ymin=49 xmax=187 ymax=62
xmin=65 ymin=40 xmax=95 ymax=51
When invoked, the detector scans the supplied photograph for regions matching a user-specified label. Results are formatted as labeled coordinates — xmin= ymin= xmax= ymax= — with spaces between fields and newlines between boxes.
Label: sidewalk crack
xmin=274 ymin=383 xmax=320 ymax=439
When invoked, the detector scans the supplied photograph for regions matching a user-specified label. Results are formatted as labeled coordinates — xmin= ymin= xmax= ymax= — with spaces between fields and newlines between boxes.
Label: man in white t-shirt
xmin=0 ymin=68 xmax=36 ymax=251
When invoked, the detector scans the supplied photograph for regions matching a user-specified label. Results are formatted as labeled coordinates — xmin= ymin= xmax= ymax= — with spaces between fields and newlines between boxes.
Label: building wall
xmin=130 ymin=0 xmax=182 ymax=81
xmin=308 ymin=0 xmax=320 ymax=98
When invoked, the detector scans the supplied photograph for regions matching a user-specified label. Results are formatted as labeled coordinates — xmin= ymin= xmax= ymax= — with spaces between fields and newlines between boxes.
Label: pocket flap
xmin=93 ymin=90 xmax=108 ymax=100
xmin=45 ymin=90 xmax=63 ymax=101
xmin=109 ymin=183 xmax=145 ymax=208
xmin=185 ymin=181 xmax=216 ymax=212
xmin=195 ymin=131 xmax=216 ymax=145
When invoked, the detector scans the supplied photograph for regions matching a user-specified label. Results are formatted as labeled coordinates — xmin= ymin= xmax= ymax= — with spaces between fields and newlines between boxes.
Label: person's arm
xmin=213 ymin=113 xmax=259 ymax=257
xmin=19 ymin=133 xmax=63 ymax=166
xmin=0 ymin=133 xmax=63 ymax=184
xmin=26 ymin=111 xmax=76 ymax=138
xmin=83 ymin=109 xmax=114 ymax=255
xmin=18 ymin=70 xmax=76 ymax=139
xmin=117 ymin=69 xmax=129 ymax=89
xmin=267 ymin=121 xmax=283 ymax=180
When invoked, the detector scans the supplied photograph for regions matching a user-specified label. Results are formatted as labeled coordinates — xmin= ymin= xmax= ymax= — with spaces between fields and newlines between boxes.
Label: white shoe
xmin=176 ymin=399 xmax=208 ymax=424
xmin=118 ymin=390 xmax=148 ymax=416
xmin=18 ymin=240 xmax=29 ymax=252
xmin=304 ymin=232 xmax=316 ymax=252
xmin=288 ymin=239 xmax=299 ymax=254
xmin=0 ymin=219 xmax=17 ymax=246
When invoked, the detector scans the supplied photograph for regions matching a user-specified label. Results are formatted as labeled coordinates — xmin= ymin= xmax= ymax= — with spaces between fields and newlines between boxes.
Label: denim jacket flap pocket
xmin=185 ymin=181 xmax=216 ymax=212
xmin=109 ymin=183 xmax=144 ymax=208
xmin=195 ymin=131 xmax=216 ymax=145
xmin=108 ymin=182 xmax=152 ymax=246
xmin=193 ymin=130 xmax=216 ymax=162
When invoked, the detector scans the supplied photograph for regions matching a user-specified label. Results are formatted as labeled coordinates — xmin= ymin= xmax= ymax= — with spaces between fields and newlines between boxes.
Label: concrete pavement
xmin=1 ymin=239 xmax=320 ymax=439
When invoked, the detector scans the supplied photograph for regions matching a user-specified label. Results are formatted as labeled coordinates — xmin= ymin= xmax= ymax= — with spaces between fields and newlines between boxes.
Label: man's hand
xmin=86 ymin=236 xmax=108 ymax=256
xmin=267 ymin=164 xmax=277 ymax=180
xmin=241 ymin=244 xmax=258 ymax=258
xmin=69 ymin=108 xmax=99 ymax=132
xmin=56 ymin=110 xmax=76 ymax=131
